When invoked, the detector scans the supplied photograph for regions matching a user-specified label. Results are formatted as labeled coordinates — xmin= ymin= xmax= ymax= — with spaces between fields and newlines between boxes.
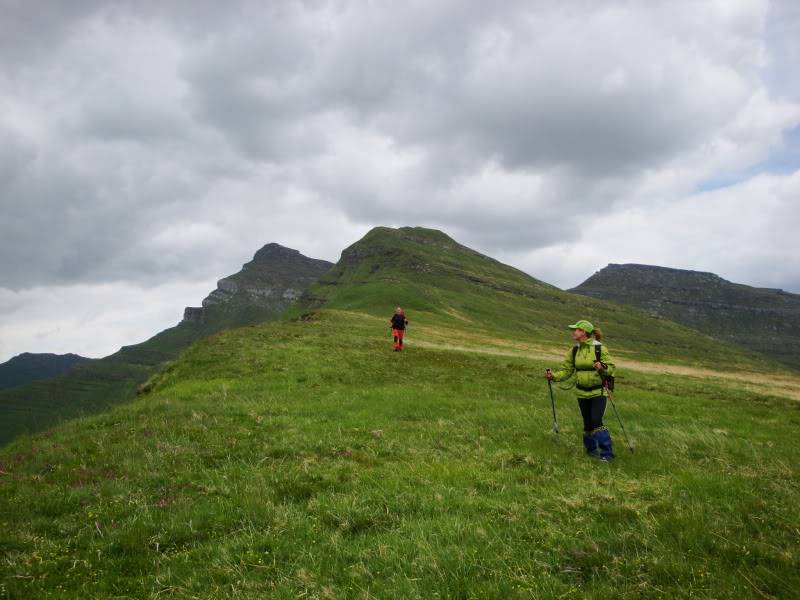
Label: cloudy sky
xmin=1 ymin=0 xmax=799 ymax=362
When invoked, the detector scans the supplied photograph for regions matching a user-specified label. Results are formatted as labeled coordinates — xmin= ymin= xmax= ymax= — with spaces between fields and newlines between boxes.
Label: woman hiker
xmin=545 ymin=319 xmax=616 ymax=460
xmin=389 ymin=307 xmax=409 ymax=351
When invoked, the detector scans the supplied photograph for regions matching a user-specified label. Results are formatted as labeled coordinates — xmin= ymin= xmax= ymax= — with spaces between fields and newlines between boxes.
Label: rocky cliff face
xmin=201 ymin=279 xmax=305 ymax=308
xmin=183 ymin=243 xmax=333 ymax=320
xmin=571 ymin=263 xmax=800 ymax=369
xmin=182 ymin=307 xmax=205 ymax=323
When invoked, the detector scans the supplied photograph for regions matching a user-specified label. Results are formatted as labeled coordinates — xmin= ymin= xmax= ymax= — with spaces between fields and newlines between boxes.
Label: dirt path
xmin=413 ymin=337 xmax=800 ymax=402
xmin=329 ymin=310 xmax=800 ymax=401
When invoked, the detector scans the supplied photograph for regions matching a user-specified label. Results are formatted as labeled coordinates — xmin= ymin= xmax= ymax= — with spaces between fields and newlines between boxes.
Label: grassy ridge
xmin=1 ymin=312 xmax=798 ymax=598
xmin=0 ymin=305 xmax=279 ymax=446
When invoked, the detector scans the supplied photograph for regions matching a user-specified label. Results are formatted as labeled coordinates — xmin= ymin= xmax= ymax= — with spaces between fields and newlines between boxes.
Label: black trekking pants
xmin=577 ymin=395 xmax=607 ymax=431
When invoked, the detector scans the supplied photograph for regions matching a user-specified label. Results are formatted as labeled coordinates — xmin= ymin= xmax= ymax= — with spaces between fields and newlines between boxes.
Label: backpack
xmin=572 ymin=343 xmax=615 ymax=391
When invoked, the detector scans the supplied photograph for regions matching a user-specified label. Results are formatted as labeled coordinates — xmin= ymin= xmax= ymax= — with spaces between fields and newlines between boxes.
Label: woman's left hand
xmin=593 ymin=361 xmax=604 ymax=371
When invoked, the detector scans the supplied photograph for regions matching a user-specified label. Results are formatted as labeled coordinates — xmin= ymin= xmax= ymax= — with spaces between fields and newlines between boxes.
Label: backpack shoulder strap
xmin=573 ymin=344 xmax=603 ymax=368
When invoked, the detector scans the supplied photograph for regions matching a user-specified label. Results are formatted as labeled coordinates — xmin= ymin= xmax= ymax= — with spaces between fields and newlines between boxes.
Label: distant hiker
xmin=390 ymin=307 xmax=409 ymax=351
xmin=545 ymin=320 xmax=616 ymax=460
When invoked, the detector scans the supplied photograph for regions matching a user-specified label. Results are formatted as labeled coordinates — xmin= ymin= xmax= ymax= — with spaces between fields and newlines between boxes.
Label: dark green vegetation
xmin=0 ymin=353 xmax=91 ymax=391
xmin=0 ymin=245 xmax=332 ymax=446
xmin=2 ymin=227 xmax=798 ymax=598
xmin=572 ymin=263 xmax=800 ymax=370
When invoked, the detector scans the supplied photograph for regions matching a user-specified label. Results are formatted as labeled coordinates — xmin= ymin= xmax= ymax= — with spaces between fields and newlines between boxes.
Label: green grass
xmin=1 ymin=227 xmax=797 ymax=598
xmin=0 ymin=305 xmax=282 ymax=446
xmin=301 ymin=227 xmax=774 ymax=370
xmin=1 ymin=312 xmax=798 ymax=599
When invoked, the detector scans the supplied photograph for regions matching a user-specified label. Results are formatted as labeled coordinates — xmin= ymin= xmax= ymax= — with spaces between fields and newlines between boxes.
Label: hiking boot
xmin=592 ymin=427 xmax=615 ymax=461
xmin=582 ymin=433 xmax=600 ymax=458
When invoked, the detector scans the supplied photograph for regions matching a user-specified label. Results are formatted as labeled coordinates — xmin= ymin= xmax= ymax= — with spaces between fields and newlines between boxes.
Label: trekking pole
xmin=605 ymin=382 xmax=633 ymax=453
xmin=545 ymin=369 xmax=559 ymax=435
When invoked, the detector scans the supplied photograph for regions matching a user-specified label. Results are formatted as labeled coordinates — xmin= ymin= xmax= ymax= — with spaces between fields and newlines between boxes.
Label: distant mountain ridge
xmin=0 ymin=353 xmax=92 ymax=391
xmin=0 ymin=244 xmax=333 ymax=446
xmin=571 ymin=263 xmax=800 ymax=369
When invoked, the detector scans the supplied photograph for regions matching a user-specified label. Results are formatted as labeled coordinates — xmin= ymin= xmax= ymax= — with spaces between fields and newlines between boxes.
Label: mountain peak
xmin=199 ymin=244 xmax=332 ymax=309
xmin=339 ymin=226 xmax=475 ymax=266
xmin=595 ymin=263 xmax=727 ymax=285
xmin=366 ymin=226 xmax=457 ymax=243
xmin=304 ymin=225 xmax=554 ymax=314
xmin=251 ymin=243 xmax=303 ymax=263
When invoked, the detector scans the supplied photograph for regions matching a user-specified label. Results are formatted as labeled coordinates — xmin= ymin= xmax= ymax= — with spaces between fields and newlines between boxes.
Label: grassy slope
xmin=1 ymin=227 xmax=798 ymax=598
xmin=303 ymin=227 xmax=772 ymax=369
xmin=0 ymin=305 xmax=278 ymax=447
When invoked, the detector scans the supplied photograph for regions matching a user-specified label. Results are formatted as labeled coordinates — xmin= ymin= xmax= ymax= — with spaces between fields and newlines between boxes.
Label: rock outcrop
xmin=197 ymin=243 xmax=332 ymax=311
xmin=182 ymin=307 xmax=205 ymax=323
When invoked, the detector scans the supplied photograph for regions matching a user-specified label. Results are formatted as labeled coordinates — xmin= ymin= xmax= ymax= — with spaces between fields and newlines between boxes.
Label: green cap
xmin=568 ymin=319 xmax=594 ymax=333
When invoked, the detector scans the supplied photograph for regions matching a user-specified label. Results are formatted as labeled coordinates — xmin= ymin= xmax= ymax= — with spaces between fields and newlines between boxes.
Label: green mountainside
xmin=0 ymin=244 xmax=332 ymax=446
xmin=302 ymin=227 xmax=767 ymax=367
xmin=1 ymin=227 xmax=797 ymax=598
xmin=0 ymin=353 xmax=91 ymax=391
xmin=571 ymin=263 xmax=800 ymax=369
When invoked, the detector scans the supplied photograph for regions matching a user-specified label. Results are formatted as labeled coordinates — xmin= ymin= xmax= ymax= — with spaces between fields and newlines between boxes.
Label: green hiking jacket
xmin=551 ymin=340 xmax=616 ymax=399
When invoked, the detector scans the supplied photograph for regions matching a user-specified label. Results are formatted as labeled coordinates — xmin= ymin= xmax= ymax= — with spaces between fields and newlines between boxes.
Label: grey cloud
xmin=765 ymin=0 xmax=800 ymax=98
xmin=0 ymin=139 xmax=239 ymax=288
xmin=0 ymin=0 xmax=798 ymax=297
xmin=0 ymin=0 xmax=102 ymax=62
xmin=0 ymin=128 xmax=36 ymax=186
xmin=75 ymin=98 xmax=191 ymax=142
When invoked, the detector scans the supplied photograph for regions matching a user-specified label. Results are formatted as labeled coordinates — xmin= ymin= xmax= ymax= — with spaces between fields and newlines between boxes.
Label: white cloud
xmin=0 ymin=280 xmax=210 ymax=362
xmin=514 ymin=169 xmax=800 ymax=292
